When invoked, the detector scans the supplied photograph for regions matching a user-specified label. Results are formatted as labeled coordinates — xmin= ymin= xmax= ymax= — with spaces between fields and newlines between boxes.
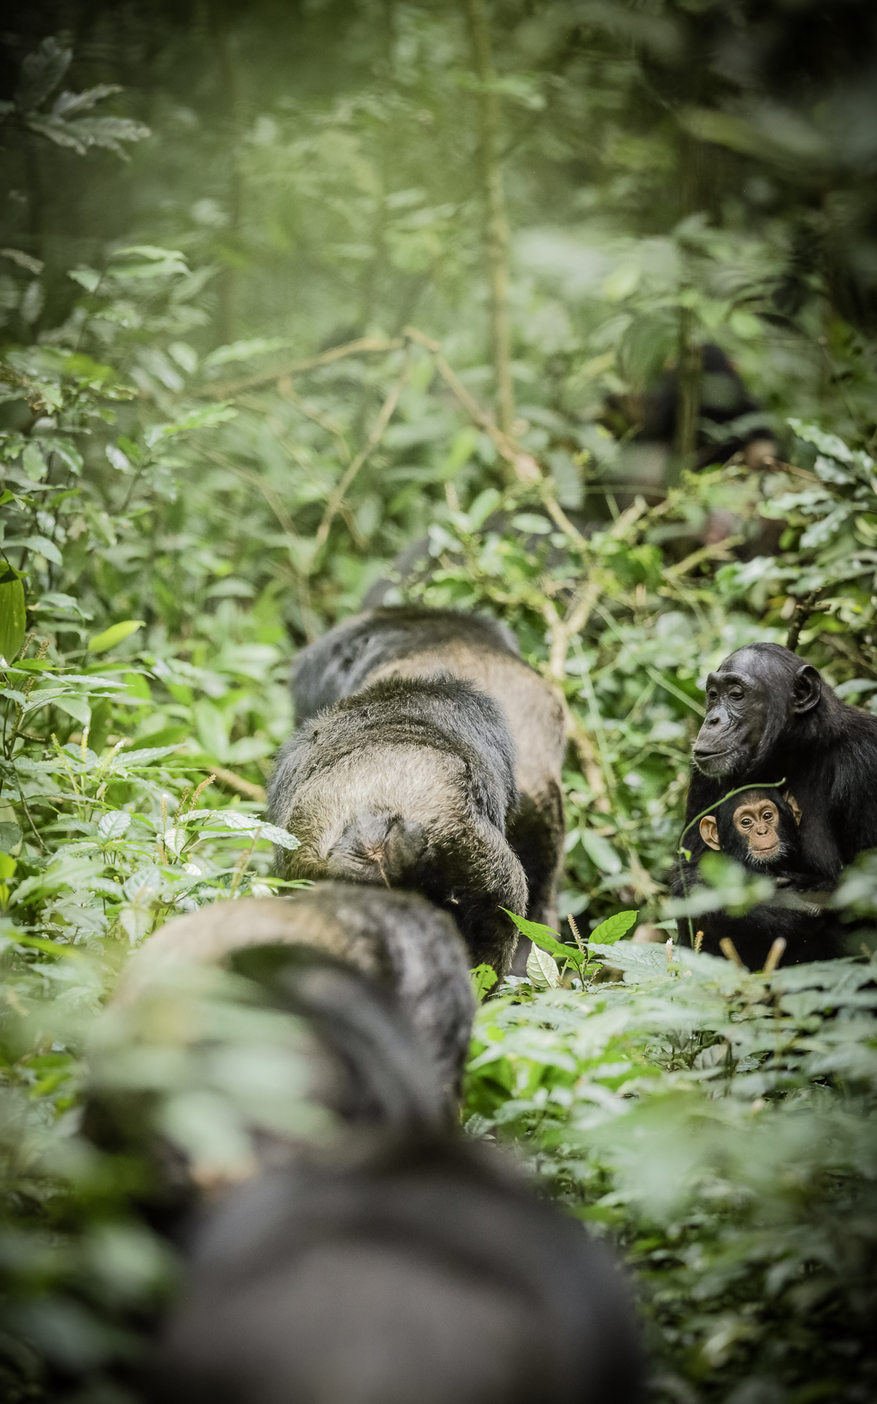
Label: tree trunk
xmin=462 ymin=0 xmax=514 ymax=437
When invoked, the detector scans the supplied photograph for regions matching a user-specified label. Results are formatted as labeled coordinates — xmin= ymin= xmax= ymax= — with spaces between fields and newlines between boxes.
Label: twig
xmin=664 ymin=535 xmax=744 ymax=579
xmin=208 ymin=766 xmax=266 ymax=804
xmin=201 ymin=337 xmax=405 ymax=399
xmin=556 ymin=691 xmax=611 ymax=813
xmin=314 ymin=348 xmax=412 ymax=549
xmin=763 ymin=937 xmax=786 ymax=976
xmin=403 ymin=326 xmax=539 ymax=488
xmin=720 ymin=937 xmax=745 ymax=969
xmin=785 ymin=591 xmax=824 ymax=652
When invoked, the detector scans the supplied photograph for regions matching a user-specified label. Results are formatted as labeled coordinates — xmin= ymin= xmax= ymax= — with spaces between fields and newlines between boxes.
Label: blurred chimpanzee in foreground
xmin=149 ymin=1135 xmax=644 ymax=1404
xmin=288 ymin=607 xmax=567 ymax=961
xmin=113 ymin=886 xmax=476 ymax=1112
xmin=99 ymin=896 xmax=645 ymax=1404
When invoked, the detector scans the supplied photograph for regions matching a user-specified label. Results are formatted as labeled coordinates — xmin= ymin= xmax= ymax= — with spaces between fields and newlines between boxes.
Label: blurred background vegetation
xmin=1 ymin=2 xmax=876 ymax=1401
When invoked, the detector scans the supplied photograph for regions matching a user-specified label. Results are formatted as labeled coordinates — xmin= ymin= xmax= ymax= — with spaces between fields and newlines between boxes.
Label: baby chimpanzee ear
xmin=783 ymin=791 xmax=802 ymax=824
xmin=699 ymin=815 xmax=721 ymax=850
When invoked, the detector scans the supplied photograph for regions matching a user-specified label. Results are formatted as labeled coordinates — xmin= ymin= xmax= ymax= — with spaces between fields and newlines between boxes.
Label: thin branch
xmin=663 ymin=535 xmax=744 ymax=580
xmin=314 ymin=347 xmax=412 ymax=549
xmin=209 ymin=765 xmax=267 ymax=804
xmin=201 ymin=337 xmax=405 ymax=399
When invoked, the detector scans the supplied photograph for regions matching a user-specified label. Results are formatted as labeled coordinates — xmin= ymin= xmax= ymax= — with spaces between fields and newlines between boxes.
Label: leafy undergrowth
xmin=1 ymin=237 xmax=876 ymax=1400
xmin=468 ymin=928 xmax=877 ymax=1403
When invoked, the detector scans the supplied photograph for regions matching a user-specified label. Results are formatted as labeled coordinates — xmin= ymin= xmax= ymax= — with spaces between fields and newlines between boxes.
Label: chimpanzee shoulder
xmin=291 ymin=607 xmax=520 ymax=723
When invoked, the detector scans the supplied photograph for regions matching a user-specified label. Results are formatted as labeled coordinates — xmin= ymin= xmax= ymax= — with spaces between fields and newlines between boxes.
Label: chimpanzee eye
xmin=729 ymin=687 xmax=744 ymax=701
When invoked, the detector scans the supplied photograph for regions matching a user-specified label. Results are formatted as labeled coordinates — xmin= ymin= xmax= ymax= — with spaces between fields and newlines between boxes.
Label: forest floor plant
xmin=1 ymin=236 xmax=876 ymax=1401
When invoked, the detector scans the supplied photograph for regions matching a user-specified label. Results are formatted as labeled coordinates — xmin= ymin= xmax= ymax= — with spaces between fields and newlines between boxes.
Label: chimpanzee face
xmin=692 ymin=647 xmax=821 ymax=778
xmin=699 ymin=788 xmax=802 ymax=866
xmin=693 ymin=667 xmax=770 ymax=778
xmin=731 ymin=798 xmax=781 ymax=861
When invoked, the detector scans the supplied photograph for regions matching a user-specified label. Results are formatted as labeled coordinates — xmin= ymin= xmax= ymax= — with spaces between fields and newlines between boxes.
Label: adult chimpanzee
xmin=113 ymin=886 xmax=476 ymax=1112
xmin=268 ymin=672 xmax=530 ymax=975
xmin=289 ymin=606 xmax=567 ymax=942
xmin=680 ymin=786 xmax=839 ymax=968
xmin=149 ymin=1136 xmax=645 ymax=1404
xmin=678 ymin=642 xmax=877 ymax=958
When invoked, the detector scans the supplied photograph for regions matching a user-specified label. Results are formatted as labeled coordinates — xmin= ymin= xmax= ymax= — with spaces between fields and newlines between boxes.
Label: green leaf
xmin=183 ymin=809 xmax=300 ymax=851
xmin=0 ymin=572 xmax=27 ymax=664
xmin=144 ymin=404 xmax=237 ymax=446
xmin=0 ymin=821 xmax=22 ymax=854
xmin=500 ymin=909 xmax=584 ymax=966
xmin=580 ymin=829 xmax=623 ymax=874
xmin=87 ymin=620 xmax=144 ymax=654
xmin=526 ymin=942 xmax=560 ymax=988
xmin=471 ymin=963 xmax=498 ymax=1002
xmin=589 ymin=910 xmax=639 ymax=946
xmin=22 ymin=442 xmax=47 ymax=481
xmin=98 ymin=811 xmax=132 ymax=841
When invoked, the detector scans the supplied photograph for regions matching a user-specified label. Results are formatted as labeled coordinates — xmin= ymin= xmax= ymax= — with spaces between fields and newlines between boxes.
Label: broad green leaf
xmin=501 ymin=909 xmax=584 ymax=966
xmin=145 ymin=404 xmax=236 ymax=447
xmin=526 ymin=942 xmax=560 ymax=988
xmin=22 ymin=442 xmax=46 ymax=481
xmin=98 ymin=811 xmax=132 ymax=841
xmin=0 ymin=571 xmax=26 ymax=664
xmin=589 ymin=910 xmax=639 ymax=946
xmin=581 ymin=829 xmax=623 ymax=874
xmin=87 ymin=620 xmax=144 ymax=653
xmin=54 ymin=695 xmax=91 ymax=725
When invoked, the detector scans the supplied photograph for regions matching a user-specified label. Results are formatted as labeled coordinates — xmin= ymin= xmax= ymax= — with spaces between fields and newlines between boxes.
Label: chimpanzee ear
xmin=792 ymin=664 xmax=821 ymax=714
xmin=699 ymin=816 xmax=721 ymax=850
xmin=783 ymin=791 xmax=802 ymax=824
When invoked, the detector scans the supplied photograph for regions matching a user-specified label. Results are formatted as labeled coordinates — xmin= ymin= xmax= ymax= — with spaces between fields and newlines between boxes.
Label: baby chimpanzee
xmin=698 ymin=788 xmax=804 ymax=871
xmin=682 ymin=787 xmax=841 ymax=968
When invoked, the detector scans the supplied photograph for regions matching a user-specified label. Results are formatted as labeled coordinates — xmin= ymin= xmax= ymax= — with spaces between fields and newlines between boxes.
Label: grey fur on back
xmin=114 ymin=884 xmax=476 ymax=1110
xmin=267 ymin=675 xmax=528 ymax=974
xmin=292 ymin=606 xmax=521 ymax=724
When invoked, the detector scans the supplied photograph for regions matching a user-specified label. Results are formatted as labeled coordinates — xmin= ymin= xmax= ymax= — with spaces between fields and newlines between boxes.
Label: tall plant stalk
xmin=462 ymin=0 xmax=514 ymax=437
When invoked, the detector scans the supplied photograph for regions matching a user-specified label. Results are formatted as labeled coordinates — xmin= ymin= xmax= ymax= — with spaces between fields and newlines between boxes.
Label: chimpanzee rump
xmin=149 ymin=1137 xmax=644 ymax=1404
xmin=289 ymin=606 xmax=567 ymax=937
xmin=268 ymin=673 xmax=529 ymax=975
xmin=678 ymin=786 xmax=839 ymax=968
xmin=113 ymin=886 xmax=476 ymax=1110
xmin=676 ymin=642 xmax=877 ymax=962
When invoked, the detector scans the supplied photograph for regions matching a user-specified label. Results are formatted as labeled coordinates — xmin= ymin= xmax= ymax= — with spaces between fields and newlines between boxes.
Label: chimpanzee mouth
xmin=750 ymin=844 xmax=781 ymax=864
xmin=692 ymin=747 xmax=732 ymax=776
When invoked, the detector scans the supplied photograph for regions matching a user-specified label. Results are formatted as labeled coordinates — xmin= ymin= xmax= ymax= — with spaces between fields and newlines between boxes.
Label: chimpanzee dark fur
xmin=677 ymin=786 xmax=840 ymax=969
xmin=115 ymin=886 xmax=476 ymax=1111
xmin=676 ymin=642 xmax=877 ymax=962
xmin=289 ymin=606 xmax=567 ymax=942
xmin=268 ymin=673 xmax=529 ymax=975
xmin=149 ymin=1137 xmax=644 ymax=1404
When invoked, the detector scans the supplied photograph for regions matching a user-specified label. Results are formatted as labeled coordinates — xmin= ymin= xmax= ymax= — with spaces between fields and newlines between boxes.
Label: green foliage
xmin=465 ymin=947 xmax=877 ymax=1402
xmin=0 ymin=7 xmax=875 ymax=1401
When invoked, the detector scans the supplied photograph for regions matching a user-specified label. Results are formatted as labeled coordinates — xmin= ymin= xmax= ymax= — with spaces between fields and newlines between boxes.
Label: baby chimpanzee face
xmin=698 ymin=787 xmax=802 ymax=869
xmin=731 ymin=798 xmax=781 ymax=860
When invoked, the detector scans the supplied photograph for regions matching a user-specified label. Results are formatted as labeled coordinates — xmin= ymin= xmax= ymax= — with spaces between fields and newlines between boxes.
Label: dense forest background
xmin=1 ymin=3 xmax=876 ymax=1401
